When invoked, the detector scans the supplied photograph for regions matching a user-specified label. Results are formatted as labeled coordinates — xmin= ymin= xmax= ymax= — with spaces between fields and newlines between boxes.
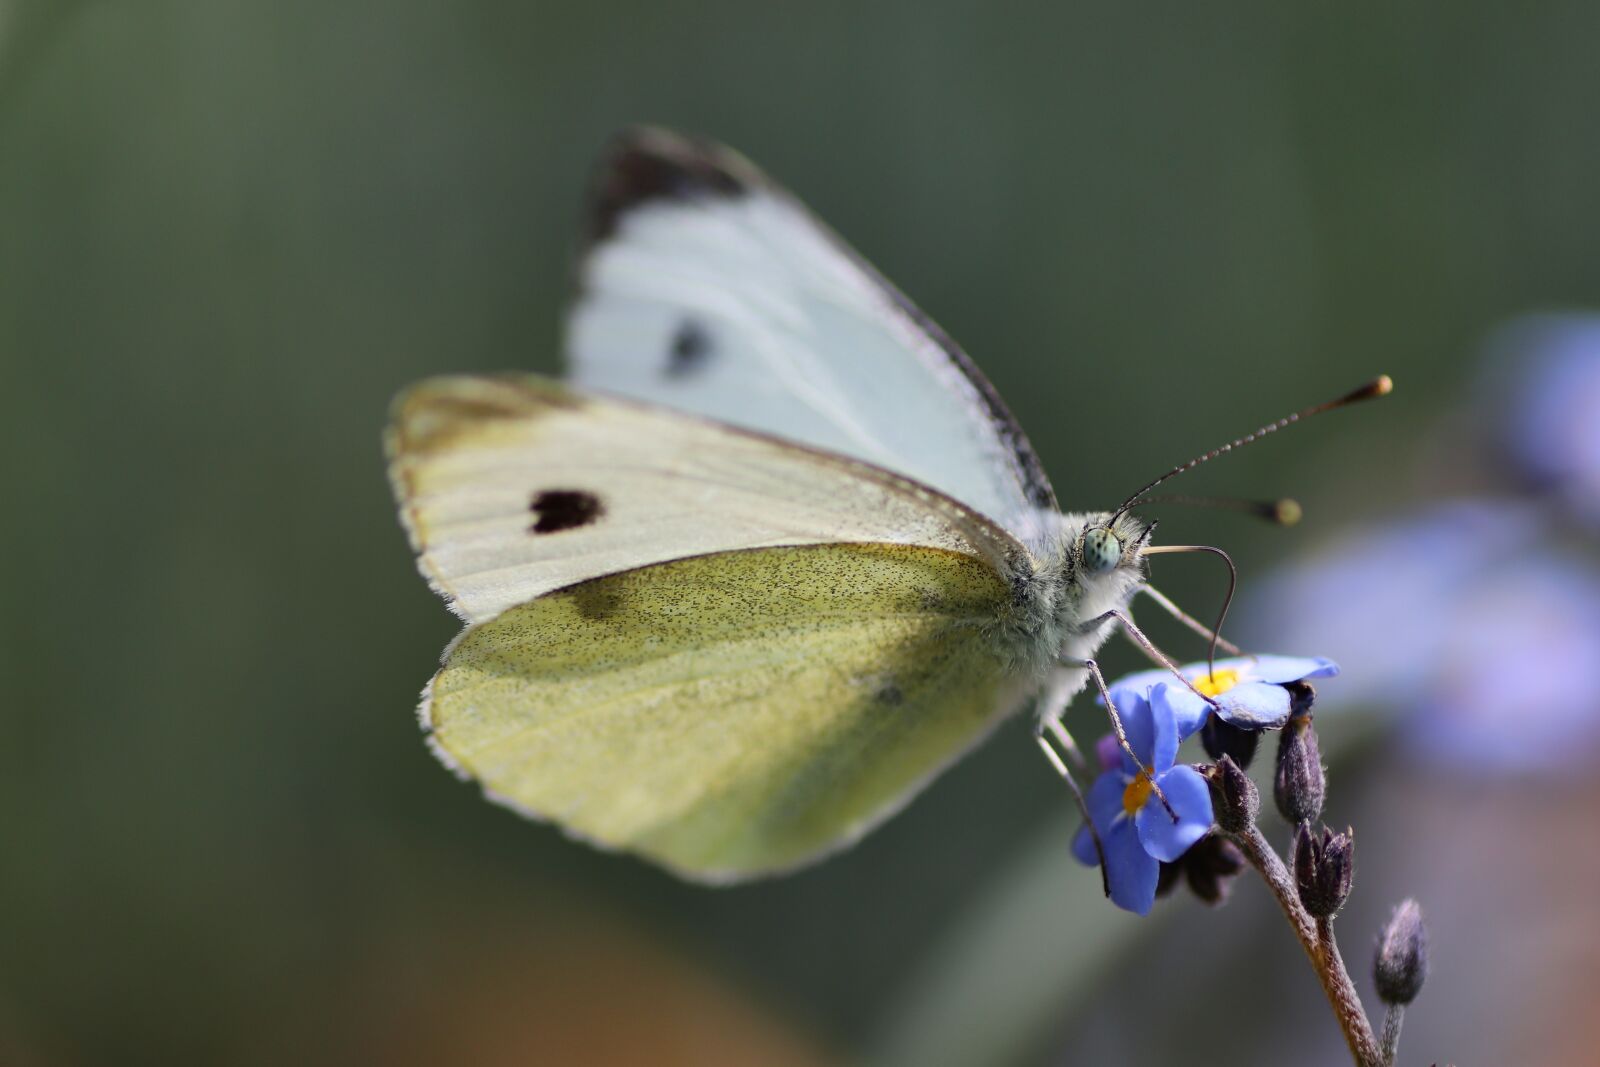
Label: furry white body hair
xmin=992 ymin=508 xmax=1153 ymax=720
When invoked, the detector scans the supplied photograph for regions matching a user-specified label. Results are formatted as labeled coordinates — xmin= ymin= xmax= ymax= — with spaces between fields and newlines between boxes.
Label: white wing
xmin=386 ymin=373 xmax=1026 ymax=624
xmin=565 ymin=127 xmax=1057 ymax=550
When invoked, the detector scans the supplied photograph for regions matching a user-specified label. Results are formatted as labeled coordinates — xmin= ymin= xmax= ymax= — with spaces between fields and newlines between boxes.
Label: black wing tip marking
xmin=585 ymin=126 xmax=756 ymax=245
xmin=577 ymin=126 xmax=1060 ymax=515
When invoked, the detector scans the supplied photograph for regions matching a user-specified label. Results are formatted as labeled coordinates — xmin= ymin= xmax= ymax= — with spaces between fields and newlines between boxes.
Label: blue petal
xmin=1238 ymin=654 xmax=1341 ymax=685
xmin=1107 ymin=689 xmax=1159 ymax=772
xmin=1103 ymin=819 xmax=1160 ymax=915
xmin=1103 ymin=666 xmax=1172 ymax=703
xmin=1150 ymin=682 xmax=1213 ymax=741
xmin=1177 ymin=655 xmax=1255 ymax=678
xmin=1147 ymin=691 xmax=1183 ymax=770
xmin=1113 ymin=658 xmax=1257 ymax=699
xmin=1134 ymin=765 xmax=1214 ymax=862
xmin=1071 ymin=822 xmax=1099 ymax=866
xmin=1116 ymin=656 xmax=1339 ymax=724
xmin=1213 ymin=681 xmax=1293 ymax=729
xmin=1086 ymin=769 xmax=1129 ymax=826
xmin=1072 ymin=771 xmax=1130 ymax=867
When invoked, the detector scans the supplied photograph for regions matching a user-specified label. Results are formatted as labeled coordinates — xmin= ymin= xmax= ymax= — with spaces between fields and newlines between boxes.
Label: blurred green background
xmin=5 ymin=3 xmax=1599 ymax=1064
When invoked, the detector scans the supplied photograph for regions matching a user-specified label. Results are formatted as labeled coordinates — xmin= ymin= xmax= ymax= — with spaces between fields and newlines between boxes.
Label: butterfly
xmin=387 ymin=127 xmax=1381 ymax=883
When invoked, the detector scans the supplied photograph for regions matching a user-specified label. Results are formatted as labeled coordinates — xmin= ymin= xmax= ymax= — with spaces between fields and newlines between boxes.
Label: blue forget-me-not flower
xmin=1109 ymin=655 xmax=1341 ymax=733
xmin=1072 ymin=684 xmax=1214 ymax=915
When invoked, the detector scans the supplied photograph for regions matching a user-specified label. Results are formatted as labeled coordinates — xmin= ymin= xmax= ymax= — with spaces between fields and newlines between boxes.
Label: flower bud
xmin=1205 ymin=755 xmax=1259 ymax=834
xmin=1285 ymin=679 xmax=1317 ymax=718
xmin=1293 ymin=823 xmax=1354 ymax=918
xmin=1155 ymin=857 xmax=1184 ymax=899
xmin=1274 ymin=714 xmax=1325 ymax=825
xmin=1374 ymin=898 xmax=1428 ymax=1005
xmin=1201 ymin=715 xmax=1260 ymax=769
xmin=1184 ymin=834 xmax=1245 ymax=905
xmin=1155 ymin=833 xmax=1246 ymax=905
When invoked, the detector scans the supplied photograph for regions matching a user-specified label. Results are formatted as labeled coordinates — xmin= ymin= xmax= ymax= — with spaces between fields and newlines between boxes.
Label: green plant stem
xmin=1227 ymin=824 xmax=1382 ymax=1067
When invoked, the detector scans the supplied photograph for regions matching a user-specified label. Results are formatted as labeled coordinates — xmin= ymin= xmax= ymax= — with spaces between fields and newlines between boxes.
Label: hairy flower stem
xmin=1379 ymin=1004 xmax=1405 ymax=1067
xmin=1227 ymin=824 xmax=1381 ymax=1066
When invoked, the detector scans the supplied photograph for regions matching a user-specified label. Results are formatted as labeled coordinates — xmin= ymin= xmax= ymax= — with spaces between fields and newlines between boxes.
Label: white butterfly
xmin=388 ymin=128 xmax=1303 ymax=882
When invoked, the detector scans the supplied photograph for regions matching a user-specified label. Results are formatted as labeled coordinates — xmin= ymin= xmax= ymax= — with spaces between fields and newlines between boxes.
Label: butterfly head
xmin=1049 ymin=511 xmax=1152 ymax=601
xmin=1080 ymin=527 xmax=1122 ymax=575
xmin=1068 ymin=511 xmax=1154 ymax=582
xmin=1019 ymin=510 xmax=1155 ymax=665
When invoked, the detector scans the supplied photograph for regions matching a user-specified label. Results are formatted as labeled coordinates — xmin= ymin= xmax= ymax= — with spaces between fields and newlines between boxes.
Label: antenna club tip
xmin=1337 ymin=375 xmax=1394 ymax=406
xmin=1274 ymin=499 xmax=1304 ymax=526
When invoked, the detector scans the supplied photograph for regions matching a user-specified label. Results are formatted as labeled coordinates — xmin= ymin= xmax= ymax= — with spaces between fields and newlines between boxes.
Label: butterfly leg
xmin=1076 ymin=608 xmax=1224 ymax=716
xmin=1034 ymin=718 xmax=1109 ymax=897
xmin=1139 ymin=585 xmax=1243 ymax=656
xmin=1063 ymin=656 xmax=1178 ymax=823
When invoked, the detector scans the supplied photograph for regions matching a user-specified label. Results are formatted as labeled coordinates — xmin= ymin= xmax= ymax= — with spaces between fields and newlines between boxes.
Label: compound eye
xmin=1082 ymin=528 xmax=1122 ymax=574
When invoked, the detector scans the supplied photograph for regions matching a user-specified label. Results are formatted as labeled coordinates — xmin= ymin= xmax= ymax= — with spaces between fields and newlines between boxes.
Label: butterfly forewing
xmin=386 ymin=373 xmax=1024 ymax=625
xmin=566 ymin=127 xmax=1057 ymax=548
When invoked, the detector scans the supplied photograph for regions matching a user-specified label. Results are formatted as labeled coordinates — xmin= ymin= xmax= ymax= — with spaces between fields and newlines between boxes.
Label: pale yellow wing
xmin=422 ymin=543 xmax=1030 ymax=881
xmin=387 ymin=374 xmax=1024 ymax=624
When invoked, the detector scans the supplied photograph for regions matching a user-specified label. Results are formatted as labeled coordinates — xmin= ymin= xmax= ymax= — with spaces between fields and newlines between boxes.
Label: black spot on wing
xmin=581 ymin=128 xmax=1058 ymax=518
xmin=666 ymin=319 xmax=713 ymax=378
xmin=529 ymin=489 xmax=605 ymax=534
xmin=585 ymin=127 xmax=752 ymax=245
xmin=874 ymin=682 xmax=905 ymax=707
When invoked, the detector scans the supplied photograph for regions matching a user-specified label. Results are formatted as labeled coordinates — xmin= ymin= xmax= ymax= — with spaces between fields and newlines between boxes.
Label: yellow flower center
xmin=1194 ymin=668 xmax=1240 ymax=698
xmin=1122 ymin=769 xmax=1155 ymax=816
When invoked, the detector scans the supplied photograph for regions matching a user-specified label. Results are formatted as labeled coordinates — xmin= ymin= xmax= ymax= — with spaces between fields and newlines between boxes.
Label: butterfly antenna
xmin=1142 ymin=544 xmax=1237 ymax=677
xmin=1135 ymin=494 xmax=1303 ymax=526
xmin=1109 ymin=375 xmax=1392 ymax=524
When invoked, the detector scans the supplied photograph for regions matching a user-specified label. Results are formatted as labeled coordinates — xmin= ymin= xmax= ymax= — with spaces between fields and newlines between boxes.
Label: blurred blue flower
xmin=1108 ymin=655 xmax=1340 ymax=732
xmin=1486 ymin=314 xmax=1600 ymax=523
xmin=1408 ymin=553 xmax=1600 ymax=773
xmin=1244 ymin=500 xmax=1540 ymax=709
xmin=1072 ymin=688 xmax=1213 ymax=915
xmin=1243 ymin=499 xmax=1600 ymax=775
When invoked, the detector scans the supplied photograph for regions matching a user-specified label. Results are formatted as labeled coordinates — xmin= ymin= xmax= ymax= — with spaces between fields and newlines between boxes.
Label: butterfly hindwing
xmin=566 ymin=127 xmax=1057 ymax=548
xmin=423 ymin=543 xmax=1028 ymax=880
